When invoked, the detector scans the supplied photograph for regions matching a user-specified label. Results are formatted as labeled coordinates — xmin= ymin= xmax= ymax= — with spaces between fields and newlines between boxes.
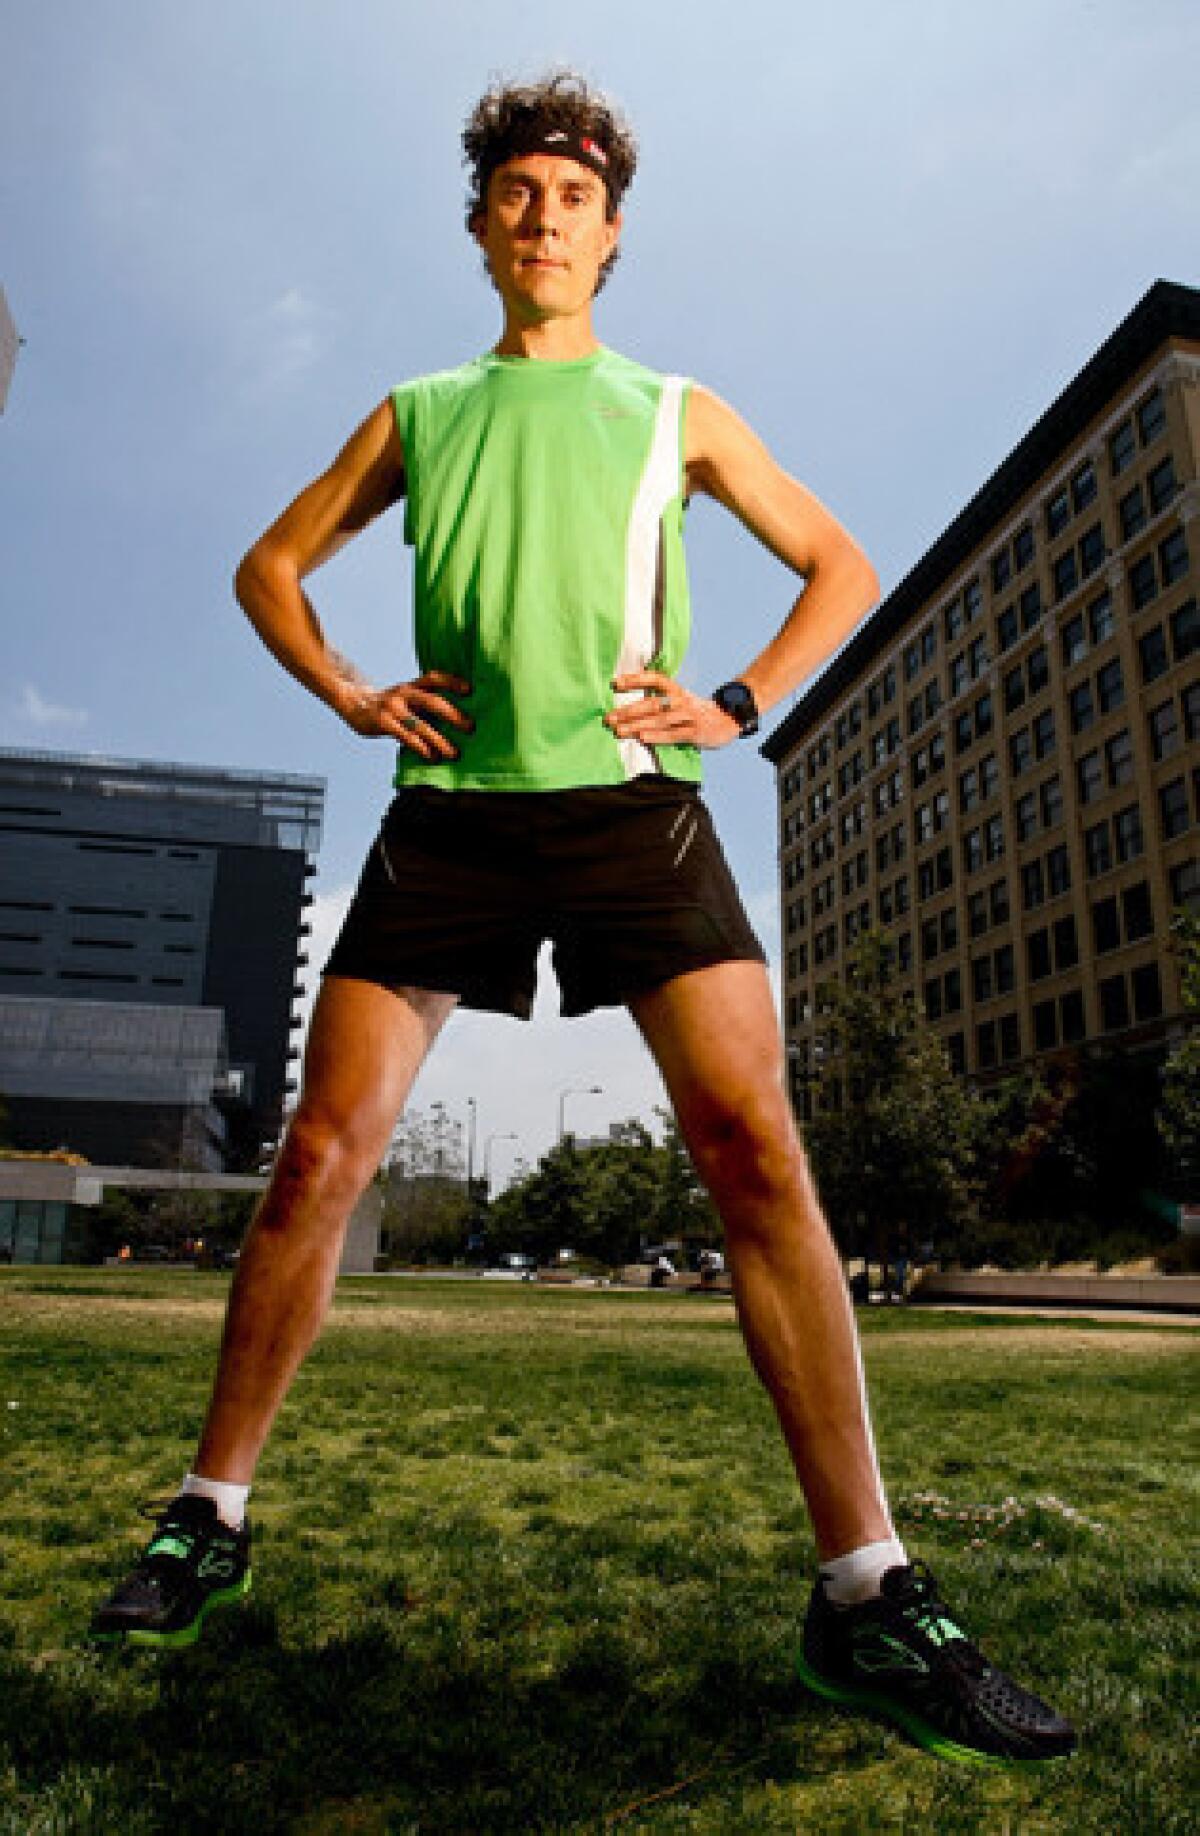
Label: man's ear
xmin=470 ymin=205 xmax=488 ymax=251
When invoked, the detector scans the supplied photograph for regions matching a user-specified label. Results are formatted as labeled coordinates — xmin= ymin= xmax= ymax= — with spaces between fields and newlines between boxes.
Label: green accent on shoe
xmin=145 ymin=1534 xmax=194 ymax=1562
xmin=795 ymin=1651 xmax=1069 ymax=1770
xmin=91 ymin=1569 xmax=251 ymax=1649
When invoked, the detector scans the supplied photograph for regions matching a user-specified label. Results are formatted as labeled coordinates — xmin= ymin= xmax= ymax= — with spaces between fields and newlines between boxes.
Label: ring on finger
xmin=401 ymin=714 xmax=419 ymax=731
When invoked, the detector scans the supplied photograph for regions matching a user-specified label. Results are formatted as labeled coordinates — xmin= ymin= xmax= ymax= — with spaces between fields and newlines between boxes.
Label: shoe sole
xmin=91 ymin=1570 xmax=252 ymax=1649
xmin=795 ymin=1651 xmax=1074 ymax=1768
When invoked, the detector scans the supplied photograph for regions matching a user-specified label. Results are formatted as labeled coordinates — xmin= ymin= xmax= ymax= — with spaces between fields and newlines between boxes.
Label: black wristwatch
xmin=712 ymin=679 xmax=760 ymax=738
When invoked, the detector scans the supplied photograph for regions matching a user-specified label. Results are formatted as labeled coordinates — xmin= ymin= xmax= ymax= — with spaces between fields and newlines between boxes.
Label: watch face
xmin=715 ymin=682 xmax=759 ymax=735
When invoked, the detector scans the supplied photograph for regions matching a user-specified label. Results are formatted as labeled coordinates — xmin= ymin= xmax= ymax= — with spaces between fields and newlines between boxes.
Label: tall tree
xmin=1159 ymin=910 xmax=1200 ymax=1195
xmin=803 ymin=932 xmax=981 ymax=1272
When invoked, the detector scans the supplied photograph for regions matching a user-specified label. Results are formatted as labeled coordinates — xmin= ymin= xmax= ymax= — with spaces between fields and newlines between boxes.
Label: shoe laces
xmin=892 ymin=1560 xmax=987 ymax=1678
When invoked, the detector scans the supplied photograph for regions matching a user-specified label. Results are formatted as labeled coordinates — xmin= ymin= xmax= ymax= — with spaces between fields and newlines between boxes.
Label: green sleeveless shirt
xmin=391 ymin=346 xmax=701 ymax=792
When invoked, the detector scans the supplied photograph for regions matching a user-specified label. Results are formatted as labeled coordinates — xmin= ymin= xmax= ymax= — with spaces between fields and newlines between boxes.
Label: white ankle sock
xmin=180 ymin=1471 xmax=250 ymax=1531
xmin=820 ymin=1535 xmax=908 ymax=1606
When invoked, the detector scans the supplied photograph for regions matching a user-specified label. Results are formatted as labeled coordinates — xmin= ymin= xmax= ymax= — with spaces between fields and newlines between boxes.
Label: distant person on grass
xmin=91 ymin=71 xmax=1075 ymax=1766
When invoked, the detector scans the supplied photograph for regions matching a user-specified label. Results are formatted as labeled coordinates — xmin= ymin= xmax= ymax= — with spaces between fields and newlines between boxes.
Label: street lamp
xmin=483 ymin=1130 xmax=517 ymax=1192
xmin=466 ymin=1096 xmax=477 ymax=1187
xmin=557 ymin=1083 xmax=603 ymax=1143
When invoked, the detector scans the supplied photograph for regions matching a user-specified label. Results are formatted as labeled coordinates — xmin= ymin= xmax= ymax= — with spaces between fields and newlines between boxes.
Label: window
xmin=972 ymin=956 xmax=993 ymax=1002
xmin=1046 ymin=488 xmax=1070 ymax=539
xmin=1021 ymin=583 xmax=1043 ymax=630
xmin=1100 ymin=974 xmax=1130 ymax=1032
xmin=995 ymin=943 xmax=1015 ymax=995
xmin=1149 ymin=699 xmax=1180 ymax=760
xmin=1053 ymin=914 xmax=1078 ymax=968
xmin=959 ymin=765 xmax=978 ymax=813
xmin=986 ymin=815 xmax=1005 ymax=862
xmin=1028 ymin=928 xmax=1052 ymax=980
xmin=925 ymin=978 xmax=943 ymax=1021
xmin=1072 ymin=460 xmax=1097 ymax=513
xmin=1138 ymin=625 xmax=1168 ymax=684
xmin=1130 ymin=553 xmax=1158 ymax=610
xmin=990 ymin=878 xmax=1010 ymax=925
xmin=1022 ymin=860 xmax=1045 ymax=910
xmin=1159 ymin=776 xmax=1190 ymax=840
xmin=1123 ymin=881 xmax=1153 ymax=943
xmin=969 ymin=635 xmax=989 ymax=678
xmin=1119 ymin=485 xmax=1146 ymax=543
xmin=1170 ymin=858 xmax=1200 ymax=913
xmin=1000 ymin=1013 xmax=1021 ymax=1061
xmin=1137 ymin=387 xmax=1165 ymax=446
xmin=904 ymin=640 xmax=921 ymax=681
xmin=922 ymin=623 xmax=937 ymax=665
xmin=1097 ymin=658 xmax=1125 ymax=714
xmin=968 ymin=890 xmax=988 ymax=937
xmin=1160 ymin=529 xmax=1189 ymax=588
xmin=944 ymin=595 xmax=964 ymax=642
xmin=1046 ymin=844 xmax=1070 ymax=896
xmin=1079 ymin=522 xmax=1105 ymax=578
xmin=1185 ymin=681 xmax=1200 ymax=742
xmin=1089 ymin=591 xmax=1115 ymax=647
xmin=977 ymin=693 xmax=994 ymax=738
xmin=1109 ymin=419 xmax=1135 ymax=476
xmin=1014 ymin=523 xmax=1034 ymax=571
xmin=950 ymin=652 xmax=968 ymax=696
xmin=1061 ymin=988 xmax=1086 ymax=1043
xmin=1027 ymin=645 xmax=1049 ymax=696
xmin=980 ymin=753 xmax=999 ymax=800
xmin=1034 ymin=999 xmax=1058 ymax=1050
xmin=1077 ymin=750 xmax=1103 ymax=804
xmin=1171 ymin=599 xmax=1199 ymax=662
xmin=1061 ymin=614 xmax=1086 ymax=668
xmin=977 ymin=1020 xmax=997 ymax=1069
xmin=1004 ymin=665 xmax=1026 ymax=714
xmin=1010 ymin=727 xmax=1032 ymax=777
xmin=1069 ymin=682 xmax=1095 ymax=734
xmin=997 ymin=605 xmax=1019 ymax=652
xmin=1053 ymin=550 xmax=1078 ymax=602
xmin=1115 ymin=803 xmax=1144 ymax=863
xmin=1147 ymin=456 xmax=1176 ymax=515
xmin=1085 ymin=821 xmax=1113 ymax=877
xmin=992 ymin=547 xmax=1012 ymax=594
xmin=963 ymin=827 xmax=984 ymax=873
xmin=1016 ymin=791 xmax=1038 ymax=842
xmin=1092 ymin=907 xmax=1119 ymax=965
xmin=1040 ymin=774 xmax=1063 ymax=830
xmin=1105 ymin=729 xmax=1134 ymax=787
xmin=1033 ymin=709 xmax=1055 ymax=758
xmin=1132 ymin=962 xmax=1163 ymax=1022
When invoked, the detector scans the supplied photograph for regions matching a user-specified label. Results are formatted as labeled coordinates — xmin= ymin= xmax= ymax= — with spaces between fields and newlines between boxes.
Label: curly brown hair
xmin=462 ymin=70 xmax=638 ymax=291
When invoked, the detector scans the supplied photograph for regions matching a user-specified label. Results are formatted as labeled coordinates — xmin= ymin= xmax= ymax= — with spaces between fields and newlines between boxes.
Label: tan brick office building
xmin=763 ymin=280 xmax=1199 ymax=1115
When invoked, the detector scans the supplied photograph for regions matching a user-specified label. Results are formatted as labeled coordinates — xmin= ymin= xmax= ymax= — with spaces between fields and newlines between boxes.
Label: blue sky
xmin=2 ymin=0 xmax=1197 ymax=1179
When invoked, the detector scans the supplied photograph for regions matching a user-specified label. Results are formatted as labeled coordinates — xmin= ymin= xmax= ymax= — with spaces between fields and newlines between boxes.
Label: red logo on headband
xmin=580 ymin=136 xmax=609 ymax=167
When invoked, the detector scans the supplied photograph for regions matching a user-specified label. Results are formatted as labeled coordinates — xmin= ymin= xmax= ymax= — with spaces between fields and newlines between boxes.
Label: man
xmin=92 ymin=72 xmax=1075 ymax=1765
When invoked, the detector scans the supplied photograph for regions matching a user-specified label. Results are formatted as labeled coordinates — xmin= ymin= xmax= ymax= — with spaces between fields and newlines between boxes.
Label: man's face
xmin=473 ymin=153 xmax=621 ymax=320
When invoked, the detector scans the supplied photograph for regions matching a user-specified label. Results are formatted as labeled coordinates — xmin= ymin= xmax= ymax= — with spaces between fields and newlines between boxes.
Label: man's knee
xmin=263 ymin=1105 xmax=386 ymax=1220
xmin=685 ymin=1086 xmax=802 ymax=1209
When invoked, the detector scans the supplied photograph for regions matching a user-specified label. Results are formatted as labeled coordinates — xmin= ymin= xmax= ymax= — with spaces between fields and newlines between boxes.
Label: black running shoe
xmin=90 ymin=1494 xmax=251 ymax=1648
xmin=797 ymin=1561 xmax=1077 ymax=1766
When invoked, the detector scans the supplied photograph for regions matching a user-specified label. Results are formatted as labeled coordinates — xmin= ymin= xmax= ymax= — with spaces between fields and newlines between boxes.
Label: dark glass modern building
xmin=763 ymin=280 xmax=1199 ymax=1114
xmin=0 ymin=750 xmax=324 ymax=1168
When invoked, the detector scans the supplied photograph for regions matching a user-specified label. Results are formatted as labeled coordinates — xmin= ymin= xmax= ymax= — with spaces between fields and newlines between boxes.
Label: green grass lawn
xmin=1 ymin=1269 xmax=1196 ymax=1834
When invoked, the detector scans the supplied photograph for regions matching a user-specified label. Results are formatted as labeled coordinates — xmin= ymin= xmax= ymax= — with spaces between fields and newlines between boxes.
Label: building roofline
xmin=0 ymin=745 xmax=325 ymax=796
xmin=762 ymin=277 xmax=1200 ymax=764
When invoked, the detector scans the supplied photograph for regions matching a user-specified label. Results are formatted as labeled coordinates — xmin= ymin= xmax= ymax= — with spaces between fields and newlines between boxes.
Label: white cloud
xmin=15 ymin=684 xmax=89 ymax=730
xmin=234 ymin=287 xmax=334 ymax=398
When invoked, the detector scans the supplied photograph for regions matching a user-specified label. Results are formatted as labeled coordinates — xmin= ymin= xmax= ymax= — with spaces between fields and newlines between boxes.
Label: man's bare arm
xmin=607 ymin=384 xmax=878 ymax=752
xmin=234 ymin=400 xmax=472 ymax=761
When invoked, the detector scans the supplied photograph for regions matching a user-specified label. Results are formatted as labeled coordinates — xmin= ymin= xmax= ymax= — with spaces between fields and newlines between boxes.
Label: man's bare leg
xmin=630 ymin=959 xmax=892 ymax=1562
xmin=192 ymin=975 xmax=457 ymax=1484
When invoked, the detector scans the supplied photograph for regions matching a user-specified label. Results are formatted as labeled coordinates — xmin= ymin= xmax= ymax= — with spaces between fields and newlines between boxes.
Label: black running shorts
xmin=323 ymin=778 xmax=765 ymax=1019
